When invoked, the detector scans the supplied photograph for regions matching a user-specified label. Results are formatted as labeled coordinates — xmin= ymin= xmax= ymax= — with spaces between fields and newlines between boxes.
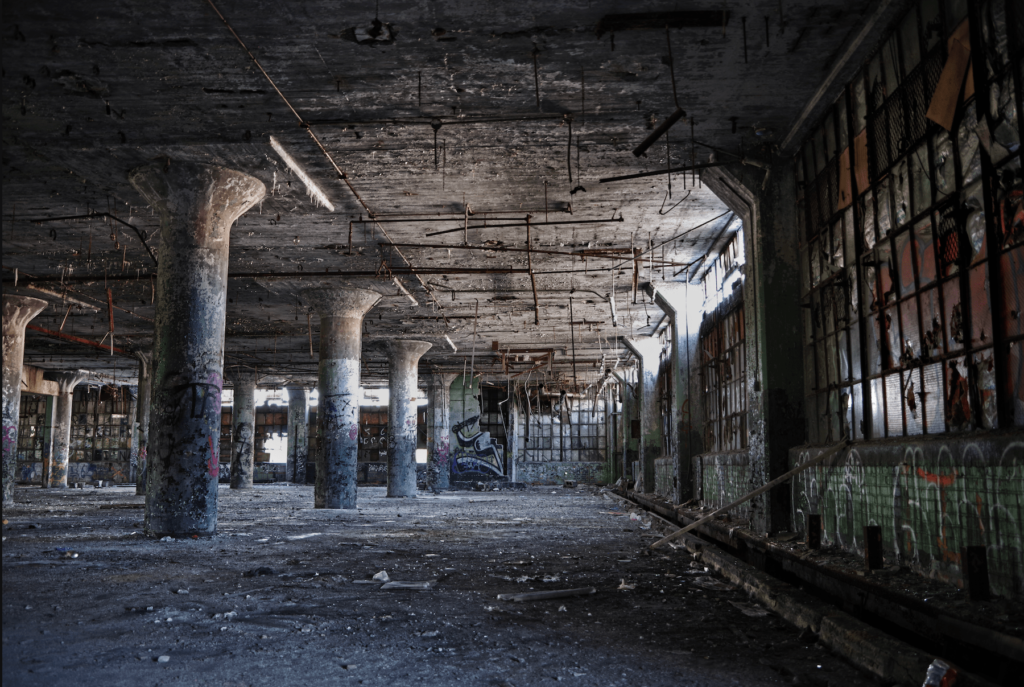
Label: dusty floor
xmin=2 ymin=485 xmax=878 ymax=687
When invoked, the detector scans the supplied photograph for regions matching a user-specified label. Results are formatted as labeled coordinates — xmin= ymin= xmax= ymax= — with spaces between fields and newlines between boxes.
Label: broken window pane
xmin=945 ymin=356 xmax=972 ymax=431
xmin=933 ymin=130 xmax=954 ymax=201
xmin=920 ymin=287 xmax=943 ymax=358
xmin=969 ymin=264 xmax=992 ymax=348
xmin=877 ymin=178 xmax=893 ymax=239
xmin=905 ymin=368 xmax=924 ymax=436
xmin=911 ymin=144 xmax=931 ymax=216
xmin=973 ymin=350 xmax=998 ymax=429
xmin=853 ymin=73 xmax=868 ymax=133
xmin=943 ymin=279 xmax=964 ymax=351
xmin=895 ymin=230 xmax=916 ymax=297
xmin=894 ymin=158 xmax=910 ymax=226
xmin=922 ymin=362 xmax=945 ymax=433
xmin=860 ymin=190 xmax=877 ymax=250
xmin=958 ymin=103 xmax=982 ymax=186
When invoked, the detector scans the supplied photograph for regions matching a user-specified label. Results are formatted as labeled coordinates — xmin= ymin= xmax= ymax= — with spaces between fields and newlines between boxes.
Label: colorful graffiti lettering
xmin=451 ymin=414 xmax=503 ymax=476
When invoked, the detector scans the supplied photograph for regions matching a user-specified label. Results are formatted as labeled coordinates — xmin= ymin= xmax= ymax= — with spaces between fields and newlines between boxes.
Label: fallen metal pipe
xmin=649 ymin=439 xmax=851 ymax=549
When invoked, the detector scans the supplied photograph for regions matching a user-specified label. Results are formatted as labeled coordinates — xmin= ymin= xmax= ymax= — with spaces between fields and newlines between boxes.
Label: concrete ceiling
xmin=2 ymin=0 xmax=875 ymax=388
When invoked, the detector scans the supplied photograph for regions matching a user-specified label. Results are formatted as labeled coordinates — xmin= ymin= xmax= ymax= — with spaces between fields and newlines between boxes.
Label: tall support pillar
xmin=624 ymin=337 xmax=662 ymax=493
xmin=2 ymin=295 xmax=47 ymax=508
xmin=134 ymin=351 xmax=152 ymax=495
xmin=427 ymin=372 xmax=454 ymax=492
xmin=303 ymin=287 xmax=381 ymax=509
xmin=129 ymin=161 xmax=264 ymax=537
xmin=44 ymin=370 xmax=89 ymax=489
xmin=228 ymin=370 xmax=256 ymax=490
xmin=386 ymin=340 xmax=432 ymax=497
xmin=286 ymin=386 xmax=308 ymax=484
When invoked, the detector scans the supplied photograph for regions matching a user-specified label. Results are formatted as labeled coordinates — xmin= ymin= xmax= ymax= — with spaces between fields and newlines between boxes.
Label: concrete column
xmin=2 ymin=295 xmax=47 ymax=508
xmin=427 ymin=372 xmax=455 ymax=492
xmin=228 ymin=370 xmax=256 ymax=490
xmin=44 ymin=370 xmax=89 ymax=489
xmin=129 ymin=161 xmax=264 ymax=537
xmin=624 ymin=337 xmax=662 ymax=493
xmin=303 ymin=286 xmax=381 ymax=509
xmin=386 ymin=340 xmax=431 ymax=497
xmin=650 ymin=284 xmax=705 ymax=504
xmin=286 ymin=386 xmax=308 ymax=484
xmin=134 ymin=351 xmax=152 ymax=495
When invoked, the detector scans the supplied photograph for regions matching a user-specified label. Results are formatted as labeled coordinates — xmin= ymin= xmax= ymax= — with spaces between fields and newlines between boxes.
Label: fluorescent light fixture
xmin=393 ymin=276 xmax=419 ymax=306
xmin=445 ymin=335 xmax=457 ymax=353
xmin=268 ymin=135 xmax=335 ymax=212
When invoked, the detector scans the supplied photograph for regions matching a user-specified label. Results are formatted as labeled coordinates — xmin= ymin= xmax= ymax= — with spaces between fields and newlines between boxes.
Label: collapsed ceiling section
xmin=2 ymin=0 xmax=876 ymax=387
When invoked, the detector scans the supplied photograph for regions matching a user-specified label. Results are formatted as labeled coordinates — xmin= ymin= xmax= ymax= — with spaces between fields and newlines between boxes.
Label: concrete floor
xmin=2 ymin=485 xmax=876 ymax=687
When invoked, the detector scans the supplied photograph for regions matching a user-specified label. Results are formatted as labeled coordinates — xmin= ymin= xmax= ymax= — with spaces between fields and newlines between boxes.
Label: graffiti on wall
xmin=451 ymin=414 xmax=503 ymax=476
xmin=792 ymin=439 xmax=1023 ymax=597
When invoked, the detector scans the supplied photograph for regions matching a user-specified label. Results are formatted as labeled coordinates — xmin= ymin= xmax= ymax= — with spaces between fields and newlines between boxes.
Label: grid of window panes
xmin=798 ymin=0 xmax=1024 ymax=444
xmin=17 ymin=394 xmax=49 ymax=466
xmin=520 ymin=393 xmax=607 ymax=462
xmin=69 ymin=386 xmax=134 ymax=463
xmin=700 ymin=299 xmax=747 ymax=453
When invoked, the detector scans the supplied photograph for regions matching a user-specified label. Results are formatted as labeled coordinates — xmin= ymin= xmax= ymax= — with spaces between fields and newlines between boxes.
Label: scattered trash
xmin=175 ymin=589 xmax=189 ymax=595
xmin=691 ymin=577 xmax=733 ymax=591
xmin=419 ymin=630 xmax=439 ymax=637
xmin=515 ymin=575 xmax=535 ymax=583
xmin=372 ymin=570 xmax=390 ymax=582
xmin=381 ymin=580 xmax=436 ymax=590
xmin=243 ymin=567 xmax=275 ymax=578
xmin=300 ymin=624 xmax=314 ymax=633
xmin=497 ymin=587 xmax=596 ymax=602
xmin=213 ymin=611 xmax=238 ymax=621
xmin=157 ymin=655 xmax=170 ymax=663
xmin=542 ymin=574 xmax=560 ymax=583
xmin=159 ymin=536 xmax=173 ymax=542
xmin=563 ymin=480 xmax=577 ymax=488
xmin=922 ymin=659 xmax=958 ymax=686
xmin=54 ymin=547 xmax=78 ymax=559
xmin=557 ymin=605 xmax=567 ymax=612
xmin=727 ymin=600 xmax=769 ymax=617
xmin=617 ymin=579 xmax=636 ymax=591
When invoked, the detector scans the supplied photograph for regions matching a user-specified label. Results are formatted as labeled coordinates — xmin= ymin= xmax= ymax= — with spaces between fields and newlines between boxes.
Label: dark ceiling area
xmin=3 ymin=0 xmax=879 ymax=387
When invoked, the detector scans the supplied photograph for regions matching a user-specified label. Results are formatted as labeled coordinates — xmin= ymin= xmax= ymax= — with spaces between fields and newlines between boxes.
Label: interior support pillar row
xmin=303 ymin=287 xmax=381 ymax=509
xmin=2 ymin=296 xmax=48 ymax=507
xmin=134 ymin=352 xmax=152 ymax=495
xmin=286 ymin=386 xmax=308 ymax=484
xmin=45 ymin=370 xmax=89 ymax=489
xmin=228 ymin=370 xmax=257 ymax=489
xmin=624 ymin=337 xmax=662 ymax=494
xmin=427 ymin=372 xmax=455 ymax=492
xmin=129 ymin=161 xmax=264 ymax=536
xmin=386 ymin=340 xmax=432 ymax=497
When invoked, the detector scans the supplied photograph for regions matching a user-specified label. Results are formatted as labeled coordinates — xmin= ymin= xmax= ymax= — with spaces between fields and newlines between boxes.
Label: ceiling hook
xmin=658 ymin=189 xmax=691 ymax=215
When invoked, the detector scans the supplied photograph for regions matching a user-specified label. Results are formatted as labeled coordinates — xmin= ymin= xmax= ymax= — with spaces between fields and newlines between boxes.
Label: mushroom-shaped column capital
xmin=302 ymin=286 xmax=382 ymax=320
xmin=387 ymin=339 xmax=433 ymax=364
xmin=3 ymin=295 xmax=48 ymax=335
xmin=129 ymin=161 xmax=265 ymax=230
xmin=46 ymin=369 xmax=90 ymax=395
xmin=225 ymin=368 xmax=258 ymax=387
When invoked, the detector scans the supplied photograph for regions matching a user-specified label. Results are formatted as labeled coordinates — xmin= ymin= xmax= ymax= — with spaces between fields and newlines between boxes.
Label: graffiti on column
xmin=451 ymin=414 xmax=503 ymax=476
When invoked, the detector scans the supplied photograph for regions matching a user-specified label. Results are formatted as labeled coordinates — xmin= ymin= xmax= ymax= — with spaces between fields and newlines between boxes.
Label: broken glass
xmin=911 ymin=144 xmax=931 ymax=217
xmin=933 ymin=131 xmax=954 ymax=201
xmin=852 ymin=73 xmax=868 ymax=133
xmin=973 ymin=350 xmax=998 ymax=429
xmin=905 ymin=369 xmax=924 ymax=436
xmin=919 ymin=287 xmax=943 ymax=358
xmin=958 ymin=103 xmax=981 ymax=186
xmin=945 ymin=356 xmax=972 ymax=431
xmin=860 ymin=190 xmax=877 ymax=250
xmin=962 ymin=181 xmax=987 ymax=263
xmin=894 ymin=158 xmax=910 ymax=226
xmin=877 ymin=178 xmax=893 ymax=238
